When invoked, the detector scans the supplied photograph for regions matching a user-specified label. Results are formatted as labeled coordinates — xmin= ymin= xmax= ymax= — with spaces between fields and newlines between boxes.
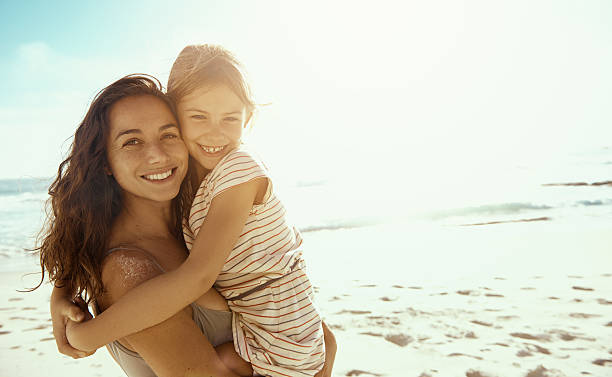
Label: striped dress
xmin=183 ymin=148 xmax=325 ymax=377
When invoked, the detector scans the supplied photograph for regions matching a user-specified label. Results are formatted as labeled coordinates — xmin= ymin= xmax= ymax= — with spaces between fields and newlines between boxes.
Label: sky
xmin=0 ymin=0 xmax=611 ymax=182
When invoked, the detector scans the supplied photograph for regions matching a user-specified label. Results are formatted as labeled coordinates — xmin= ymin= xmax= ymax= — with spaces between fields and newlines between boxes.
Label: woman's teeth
xmin=143 ymin=169 xmax=173 ymax=181
xmin=200 ymin=145 xmax=225 ymax=153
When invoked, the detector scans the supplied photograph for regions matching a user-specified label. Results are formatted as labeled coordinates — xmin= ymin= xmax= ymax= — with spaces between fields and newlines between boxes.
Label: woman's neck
xmin=111 ymin=194 xmax=175 ymax=245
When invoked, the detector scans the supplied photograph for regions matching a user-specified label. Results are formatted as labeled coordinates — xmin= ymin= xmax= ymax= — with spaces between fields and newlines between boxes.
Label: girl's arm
xmin=66 ymin=178 xmax=266 ymax=352
xmin=50 ymin=284 xmax=94 ymax=358
xmin=87 ymin=249 xmax=244 ymax=377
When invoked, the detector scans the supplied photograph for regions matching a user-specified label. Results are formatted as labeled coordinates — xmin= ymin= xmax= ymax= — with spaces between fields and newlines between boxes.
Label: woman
xmin=39 ymin=75 xmax=336 ymax=376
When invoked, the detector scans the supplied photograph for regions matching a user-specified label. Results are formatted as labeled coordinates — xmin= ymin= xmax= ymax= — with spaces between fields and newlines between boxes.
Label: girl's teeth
xmin=144 ymin=169 xmax=172 ymax=181
xmin=201 ymin=145 xmax=224 ymax=153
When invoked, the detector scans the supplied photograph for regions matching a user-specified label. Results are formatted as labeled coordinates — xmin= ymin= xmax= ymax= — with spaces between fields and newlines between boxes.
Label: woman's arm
xmin=50 ymin=284 xmax=94 ymax=358
xmin=83 ymin=249 xmax=244 ymax=377
xmin=66 ymin=178 xmax=265 ymax=352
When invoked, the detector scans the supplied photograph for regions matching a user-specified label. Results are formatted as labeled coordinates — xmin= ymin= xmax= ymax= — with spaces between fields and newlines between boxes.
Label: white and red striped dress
xmin=183 ymin=148 xmax=325 ymax=377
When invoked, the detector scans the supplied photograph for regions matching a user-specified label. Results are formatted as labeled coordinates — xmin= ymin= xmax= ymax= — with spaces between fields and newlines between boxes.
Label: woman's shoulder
xmin=100 ymin=246 xmax=164 ymax=305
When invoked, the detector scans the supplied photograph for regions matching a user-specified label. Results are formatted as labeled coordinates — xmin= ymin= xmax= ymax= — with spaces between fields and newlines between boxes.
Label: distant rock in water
xmin=543 ymin=180 xmax=612 ymax=187
xmin=459 ymin=217 xmax=550 ymax=227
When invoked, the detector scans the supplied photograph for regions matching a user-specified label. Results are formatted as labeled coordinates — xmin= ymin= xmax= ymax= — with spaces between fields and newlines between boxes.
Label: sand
xmin=1 ymin=218 xmax=611 ymax=376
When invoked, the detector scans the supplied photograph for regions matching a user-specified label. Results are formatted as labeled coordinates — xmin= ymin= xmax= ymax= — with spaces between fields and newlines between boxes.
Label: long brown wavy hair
xmin=34 ymin=75 xmax=191 ymax=303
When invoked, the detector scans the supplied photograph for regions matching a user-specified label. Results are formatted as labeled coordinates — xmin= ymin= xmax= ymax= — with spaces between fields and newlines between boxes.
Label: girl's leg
xmin=216 ymin=342 xmax=254 ymax=376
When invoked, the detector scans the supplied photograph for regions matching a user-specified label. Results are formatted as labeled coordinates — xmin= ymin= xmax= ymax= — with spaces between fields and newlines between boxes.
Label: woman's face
xmin=106 ymin=95 xmax=188 ymax=203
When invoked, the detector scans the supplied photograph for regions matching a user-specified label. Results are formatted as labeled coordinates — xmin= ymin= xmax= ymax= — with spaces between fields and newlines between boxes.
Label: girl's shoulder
xmin=196 ymin=146 xmax=273 ymax=205
xmin=207 ymin=147 xmax=270 ymax=185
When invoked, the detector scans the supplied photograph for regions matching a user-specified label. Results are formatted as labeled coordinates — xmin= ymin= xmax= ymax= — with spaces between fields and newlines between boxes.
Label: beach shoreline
xmin=2 ymin=220 xmax=611 ymax=377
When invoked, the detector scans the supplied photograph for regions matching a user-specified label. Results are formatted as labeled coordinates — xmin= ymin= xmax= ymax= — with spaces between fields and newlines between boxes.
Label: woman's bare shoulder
xmin=100 ymin=248 xmax=163 ymax=307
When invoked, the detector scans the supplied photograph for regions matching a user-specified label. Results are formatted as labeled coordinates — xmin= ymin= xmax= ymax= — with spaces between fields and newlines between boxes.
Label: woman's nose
xmin=146 ymin=142 xmax=171 ymax=165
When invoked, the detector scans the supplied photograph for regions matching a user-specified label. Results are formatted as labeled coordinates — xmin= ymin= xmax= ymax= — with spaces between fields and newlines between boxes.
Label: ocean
xmin=1 ymin=145 xmax=610 ymax=275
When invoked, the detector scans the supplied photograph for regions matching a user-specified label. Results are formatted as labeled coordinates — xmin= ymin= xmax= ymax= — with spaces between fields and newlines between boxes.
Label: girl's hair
xmin=34 ymin=74 xmax=189 ymax=303
xmin=167 ymin=44 xmax=255 ymax=221
xmin=167 ymin=44 xmax=255 ymax=113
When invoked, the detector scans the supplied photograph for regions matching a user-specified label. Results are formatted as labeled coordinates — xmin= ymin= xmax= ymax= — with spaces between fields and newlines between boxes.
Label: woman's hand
xmin=50 ymin=287 xmax=95 ymax=358
xmin=315 ymin=321 xmax=337 ymax=377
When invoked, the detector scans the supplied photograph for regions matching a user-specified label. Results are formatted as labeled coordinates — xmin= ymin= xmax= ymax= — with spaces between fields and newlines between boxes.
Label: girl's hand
xmin=50 ymin=295 xmax=95 ymax=358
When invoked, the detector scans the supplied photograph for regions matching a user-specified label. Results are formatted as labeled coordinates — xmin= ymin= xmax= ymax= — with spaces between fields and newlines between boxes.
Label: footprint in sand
xmin=597 ymin=298 xmax=612 ymax=305
xmin=569 ymin=313 xmax=601 ymax=319
xmin=548 ymin=297 xmax=560 ymax=300
xmin=485 ymin=293 xmax=504 ymax=298
xmin=572 ymin=286 xmax=594 ymax=291
xmin=517 ymin=343 xmax=551 ymax=356
xmin=510 ymin=332 xmax=551 ymax=342
xmin=457 ymin=290 xmax=479 ymax=296
xmin=359 ymin=332 xmax=382 ymax=338
xmin=40 ymin=337 xmax=54 ymax=342
xmin=605 ymin=321 xmax=612 ymax=327
xmin=335 ymin=310 xmax=371 ymax=315
xmin=346 ymin=369 xmax=383 ymax=376
xmin=592 ymin=359 xmax=612 ymax=366
xmin=466 ymin=369 xmax=497 ymax=377
xmin=384 ymin=333 xmax=413 ymax=347
xmin=525 ymin=364 xmax=566 ymax=377
xmin=380 ymin=296 xmax=397 ymax=302
xmin=9 ymin=345 xmax=20 ymax=349
xmin=22 ymin=307 xmax=36 ymax=310
xmin=520 ymin=287 xmax=536 ymax=291
xmin=471 ymin=320 xmax=493 ymax=327
xmin=0 ymin=307 xmax=16 ymax=311
xmin=447 ymin=353 xmax=483 ymax=360
xmin=0 ymin=331 xmax=10 ymax=335
xmin=8 ymin=298 xmax=23 ymax=302
xmin=392 ymin=285 xmax=404 ymax=288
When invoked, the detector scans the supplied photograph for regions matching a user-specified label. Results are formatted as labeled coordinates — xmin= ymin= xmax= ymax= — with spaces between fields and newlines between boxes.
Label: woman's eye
xmin=191 ymin=115 xmax=207 ymax=120
xmin=225 ymin=117 xmax=239 ymax=122
xmin=162 ymin=133 xmax=179 ymax=140
xmin=123 ymin=139 xmax=141 ymax=147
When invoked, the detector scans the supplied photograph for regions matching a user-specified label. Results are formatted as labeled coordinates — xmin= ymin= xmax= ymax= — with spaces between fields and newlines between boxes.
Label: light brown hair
xmin=167 ymin=44 xmax=255 ymax=113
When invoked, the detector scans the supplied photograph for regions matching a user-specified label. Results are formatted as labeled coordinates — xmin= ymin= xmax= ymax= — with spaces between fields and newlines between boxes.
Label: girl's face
xmin=176 ymin=85 xmax=250 ymax=175
xmin=106 ymin=95 xmax=188 ymax=204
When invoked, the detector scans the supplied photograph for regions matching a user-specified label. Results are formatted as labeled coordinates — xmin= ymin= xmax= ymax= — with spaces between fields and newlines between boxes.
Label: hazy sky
xmin=1 ymin=0 xmax=611 ymax=180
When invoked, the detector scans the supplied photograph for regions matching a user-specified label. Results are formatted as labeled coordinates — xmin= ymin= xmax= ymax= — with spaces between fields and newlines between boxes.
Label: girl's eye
xmin=191 ymin=115 xmax=207 ymax=120
xmin=225 ymin=117 xmax=239 ymax=122
xmin=123 ymin=139 xmax=141 ymax=147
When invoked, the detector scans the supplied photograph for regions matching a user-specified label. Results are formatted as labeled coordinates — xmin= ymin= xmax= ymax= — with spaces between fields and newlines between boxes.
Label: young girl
xmin=67 ymin=45 xmax=326 ymax=377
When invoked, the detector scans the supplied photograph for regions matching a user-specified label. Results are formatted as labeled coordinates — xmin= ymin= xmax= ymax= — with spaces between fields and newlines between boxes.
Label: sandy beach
xmin=1 ymin=218 xmax=611 ymax=377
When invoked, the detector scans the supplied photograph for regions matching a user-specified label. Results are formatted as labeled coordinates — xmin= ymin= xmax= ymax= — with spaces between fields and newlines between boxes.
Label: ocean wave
xmin=426 ymin=202 xmax=553 ymax=220
xmin=299 ymin=219 xmax=379 ymax=233
xmin=0 ymin=178 xmax=51 ymax=197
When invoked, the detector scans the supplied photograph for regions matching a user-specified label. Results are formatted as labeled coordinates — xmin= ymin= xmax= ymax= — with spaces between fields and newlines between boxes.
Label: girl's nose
xmin=146 ymin=142 xmax=171 ymax=165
